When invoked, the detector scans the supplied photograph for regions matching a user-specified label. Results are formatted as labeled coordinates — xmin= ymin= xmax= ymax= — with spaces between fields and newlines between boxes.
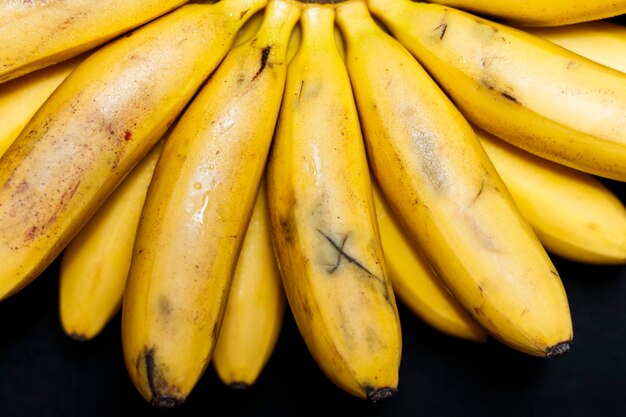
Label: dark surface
xmin=1 ymin=181 xmax=626 ymax=417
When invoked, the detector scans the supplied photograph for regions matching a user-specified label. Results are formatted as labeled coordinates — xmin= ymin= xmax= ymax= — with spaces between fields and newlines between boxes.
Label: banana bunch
xmin=2 ymin=0 xmax=626 ymax=408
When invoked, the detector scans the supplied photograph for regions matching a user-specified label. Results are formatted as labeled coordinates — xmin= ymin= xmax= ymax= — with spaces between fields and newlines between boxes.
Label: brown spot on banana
xmin=434 ymin=22 xmax=447 ymax=40
xmin=142 ymin=347 xmax=183 ymax=408
xmin=252 ymin=46 xmax=271 ymax=81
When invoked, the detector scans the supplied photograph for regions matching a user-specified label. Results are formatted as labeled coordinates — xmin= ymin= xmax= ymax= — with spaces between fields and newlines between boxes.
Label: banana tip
xmin=149 ymin=394 xmax=183 ymax=409
xmin=546 ymin=341 xmax=572 ymax=358
xmin=365 ymin=386 xmax=397 ymax=403
xmin=67 ymin=333 xmax=89 ymax=342
xmin=227 ymin=382 xmax=249 ymax=390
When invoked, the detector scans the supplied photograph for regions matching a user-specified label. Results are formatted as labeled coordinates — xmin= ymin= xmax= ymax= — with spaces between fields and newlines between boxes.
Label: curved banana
xmin=0 ymin=54 xmax=84 ymax=158
xmin=372 ymin=182 xmax=487 ymax=342
xmin=337 ymin=2 xmax=572 ymax=357
xmin=59 ymin=141 xmax=162 ymax=341
xmin=0 ymin=0 xmax=189 ymax=83
xmin=368 ymin=0 xmax=626 ymax=182
xmin=267 ymin=5 xmax=401 ymax=401
xmin=122 ymin=0 xmax=298 ymax=407
xmin=527 ymin=21 xmax=626 ymax=73
xmin=476 ymin=127 xmax=626 ymax=265
xmin=0 ymin=0 xmax=267 ymax=301
xmin=425 ymin=0 xmax=626 ymax=27
xmin=212 ymin=180 xmax=285 ymax=389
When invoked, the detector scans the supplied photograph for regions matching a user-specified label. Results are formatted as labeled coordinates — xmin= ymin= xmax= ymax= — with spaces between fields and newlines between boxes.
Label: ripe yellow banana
xmin=267 ymin=5 xmax=401 ymax=401
xmin=0 ymin=54 xmax=84 ymax=158
xmin=527 ymin=21 xmax=626 ymax=73
xmin=476 ymin=127 xmax=626 ymax=265
xmin=0 ymin=0 xmax=267 ymax=301
xmin=59 ymin=140 xmax=163 ymax=341
xmin=425 ymin=0 xmax=626 ymax=27
xmin=121 ymin=0 xmax=299 ymax=407
xmin=337 ymin=1 xmax=572 ymax=357
xmin=368 ymin=0 xmax=626 ymax=182
xmin=212 ymin=180 xmax=285 ymax=389
xmin=372 ymin=182 xmax=487 ymax=342
xmin=0 ymin=0 xmax=189 ymax=83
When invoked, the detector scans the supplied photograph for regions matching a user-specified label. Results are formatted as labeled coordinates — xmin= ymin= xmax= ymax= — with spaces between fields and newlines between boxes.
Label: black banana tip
xmin=546 ymin=341 xmax=572 ymax=358
xmin=150 ymin=394 xmax=183 ymax=409
xmin=68 ymin=333 xmax=89 ymax=342
xmin=365 ymin=386 xmax=397 ymax=403
xmin=228 ymin=382 xmax=249 ymax=391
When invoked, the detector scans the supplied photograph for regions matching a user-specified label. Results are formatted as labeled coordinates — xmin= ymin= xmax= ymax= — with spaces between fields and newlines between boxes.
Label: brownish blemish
xmin=124 ymin=130 xmax=132 ymax=141
xmin=25 ymin=225 xmax=38 ymax=241
xmin=143 ymin=348 xmax=183 ymax=408
xmin=252 ymin=46 xmax=271 ymax=81
xmin=240 ymin=8 xmax=250 ymax=19
xmin=433 ymin=23 xmax=447 ymax=40
xmin=158 ymin=296 xmax=172 ymax=317
xmin=501 ymin=91 xmax=518 ymax=103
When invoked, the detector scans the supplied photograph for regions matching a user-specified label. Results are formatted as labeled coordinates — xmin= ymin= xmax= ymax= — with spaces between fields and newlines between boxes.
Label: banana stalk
xmin=267 ymin=5 xmax=401 ymax=401
xmin=0 ymin=0 xmax=268 ymax=301
xmin=121 ymin=0 xmax=299 ymax=407
xmin=59 ymin=140 xmax=163 ymax=341
xmin=212 ymin=180 xmax=285 ymax=389
xmin=368 ymin=0 xmax=626 ymax=182
xmin=337 ymin=1 xmax=572 ymax=357
xmin=0 ymin=0 xmax=189 ymax=82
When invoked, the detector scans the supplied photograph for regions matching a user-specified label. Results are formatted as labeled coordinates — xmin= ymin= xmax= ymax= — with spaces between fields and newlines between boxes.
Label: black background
xmin=3 ymin=11 xmax=626 ymax=417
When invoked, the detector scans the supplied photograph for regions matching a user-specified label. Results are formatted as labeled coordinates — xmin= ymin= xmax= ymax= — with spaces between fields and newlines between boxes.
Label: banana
xmin=0 ymin=0 xmax=268 ymax=301
xmin=368 ymin=0 xmax=626 ymax=182
xmin=527 ymin=21 xmax=626 ymax=73
xmin=59 ymin=140 xmax=163 ymax=341
xmin=0 ymin=0 xmax=189 ymax=83
xmin=0 ymin=54 xmax=84 ymax=158
xmin=121 ymin=0 xmax=299 ymax=407
xmin=372 ymin=182 xmax=487 ymax=342
xmin=425 ymin=0 xmax=626 ymax=27
xmin=337 ymin=1 xmax=572 ymax=357
xmin=267 ymin=5 xmax=401 ymax=401
xmin=476 ymin=127 xmax=626 ymax=265
xmin=212 ymin=180 xmax=285 ymax=389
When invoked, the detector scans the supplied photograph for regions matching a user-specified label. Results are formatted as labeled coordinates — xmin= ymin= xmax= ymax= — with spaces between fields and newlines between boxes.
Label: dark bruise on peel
xmin=501 ymin=91 xmax=519 ymax=103
xmin=252 ymin=46 xmax=271 ymax=81
xmin=434 ymin=23 xmax=447 ymax=40
xmin=316 ymin=229 xmax=392 ymax=303
xmin=142 ymin=348 xmax=183 ymax=408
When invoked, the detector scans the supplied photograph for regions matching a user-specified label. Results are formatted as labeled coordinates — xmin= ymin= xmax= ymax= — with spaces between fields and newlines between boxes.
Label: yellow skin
xmin=59 ymin=141 xmax=162 ymax=341
xmin=267 ymin=5 xmax=401 ymax=401
xmin=477 ymin=127 xmax=626 ymax=265
xmin=212 ymin=181 xmax=285 ymax=388
xmin=372 ymin=182 xmax=487 ymax=343
xmin=121 ymin=0 xmax=297 ymax=407
xmin=0 ymin=0 xmax=266 ymax=301
xmin=369 ymin=0 xmax=626 ymax=182
xmin=0 ymin=0 xmax=189 ymax=83
xmin=527 ymin=21 xmax=626 ymax=73
xmin=0 ymin=55 xmax=83 ymax=157
xmin=426 ymin=0 xmax=626 ymax=27
xmin=337 ymin=2 xmax=572 ymax=357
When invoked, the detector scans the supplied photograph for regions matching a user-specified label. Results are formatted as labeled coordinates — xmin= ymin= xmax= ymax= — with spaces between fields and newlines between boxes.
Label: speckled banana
xmin=476 ymin=127 xmax=626 ymax=265
xmin=59 ymin=140 xmax=162 ymax=341
xmin=212 ymin=180 xmax=285 ymax=389
xmin=122 ymin=0 xmax=298 ymax=407
xmin=372 ymin=182 xmax=487 ymax=342
xmin=0 ymin=0 xmax=189 ymax=83
xmin=267 ymin=5 xmax=401 ymax=401
xmin=425 ymin=0 xmax=626 ymax=27
xmin=337 ymin=2 xmax=572 ymax=357
xmin=527 ymin=21 xmax=626 ymax=73
xmin=368 ymin=0 xmax=626 ymax=182
xmin=0 ymin=0 xmax=267 ymax=301
xmin=0 ymin=55 xmax=83 ymax=158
